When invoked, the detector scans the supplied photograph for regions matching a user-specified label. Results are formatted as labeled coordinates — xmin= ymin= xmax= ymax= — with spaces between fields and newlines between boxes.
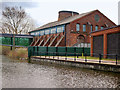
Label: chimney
xmin=58 ymin=10 xmax=79 ymax=21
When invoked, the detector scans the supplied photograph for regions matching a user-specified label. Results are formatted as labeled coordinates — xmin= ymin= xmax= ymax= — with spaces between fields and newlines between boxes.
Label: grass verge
xmin=0 ymin=45 xmax=28 ymax=60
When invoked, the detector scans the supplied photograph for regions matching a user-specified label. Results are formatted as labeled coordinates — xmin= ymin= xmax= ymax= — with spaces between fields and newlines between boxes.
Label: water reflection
xmin=2 ymin=55 xmax=120 ymax=88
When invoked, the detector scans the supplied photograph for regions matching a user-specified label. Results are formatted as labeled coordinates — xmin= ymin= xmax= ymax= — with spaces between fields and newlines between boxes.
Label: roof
xmin=90 ymin=25 xmax=120 ymax=34
xmin=29 ymin=9 xmax=116 ymax=33
xmin=0 ymin=33 xmax=34 ymax=38
xmin=59 ymin=10 xmax=79 ymax=14
xmin=29 ymin=10 xmax=97 ymax=33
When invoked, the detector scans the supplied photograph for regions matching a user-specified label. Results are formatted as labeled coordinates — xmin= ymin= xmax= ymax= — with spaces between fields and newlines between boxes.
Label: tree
xmin=0 ymin=6 xmax=35 ymax=50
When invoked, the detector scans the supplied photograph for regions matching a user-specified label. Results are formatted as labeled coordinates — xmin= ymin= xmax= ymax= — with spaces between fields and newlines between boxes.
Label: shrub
xmin=8 ymin=48 xmax=28 ymax=60
xmin=1 ymin=46 xmax=11 ymax=55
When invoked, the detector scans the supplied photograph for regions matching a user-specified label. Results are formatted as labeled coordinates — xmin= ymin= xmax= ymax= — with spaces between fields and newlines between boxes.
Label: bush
xmin=1 ymin=46 xmax=11 ymax=55
xmin=8 ymin=48 xmax=28 ymax=60
xmin=1 ymin=46 xmax=28 ymax=60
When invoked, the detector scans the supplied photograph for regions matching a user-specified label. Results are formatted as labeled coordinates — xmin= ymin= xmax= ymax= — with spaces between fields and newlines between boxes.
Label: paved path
xmin=32 ymin=56 xmax=120 ymax=66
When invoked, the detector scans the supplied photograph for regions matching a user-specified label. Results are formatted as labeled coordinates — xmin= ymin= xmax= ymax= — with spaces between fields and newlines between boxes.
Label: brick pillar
xmin=103 ymin=34 xmax=107 ymax=58
xmin=90 ymin=36 xmax=93 ymax=56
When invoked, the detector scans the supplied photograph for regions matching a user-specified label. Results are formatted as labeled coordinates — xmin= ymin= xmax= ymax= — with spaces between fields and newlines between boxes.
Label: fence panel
xmin=67 ymin=47 xmax=75 ymax=56
xmin=84 ymin=48 xmax=90 ymax=56
xmin=57 ymin=47 xmax=66 ymax=56
xmin=76 ymin=47 xmax=83 ymax=56
xmin=28 ymin=46 xmax=90 ymax=57
xmin=38 ymin=46 xmax=47 ymax=56
xmin=48 ymin=47 xmax=56 ymax=56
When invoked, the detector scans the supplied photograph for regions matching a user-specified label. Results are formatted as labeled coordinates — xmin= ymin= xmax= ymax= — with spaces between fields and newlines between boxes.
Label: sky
xmin=0 ymin=0 xmax=120 ymax=28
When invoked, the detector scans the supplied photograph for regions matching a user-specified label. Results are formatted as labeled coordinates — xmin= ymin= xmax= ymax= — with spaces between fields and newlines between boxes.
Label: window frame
xmin=76 ymin=23 xmax=80 ymax=31
xmin=101 ymin=26 xmax=104 ymax=29
xmin=95 ymin=25 xmax=98 ymax=31
xmin=91 ymin=25 xmax=93 ymax=32
xmin=83 ymin=24 xmax=86 ymax=32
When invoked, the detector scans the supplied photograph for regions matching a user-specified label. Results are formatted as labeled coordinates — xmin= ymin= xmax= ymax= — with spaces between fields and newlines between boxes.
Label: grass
xmin=37 ymin=55 xmax=119 ymax=61
xmin=0 ymin=45 xmax=28 ymax=60
xmin=65 ymin=56 xmax=120 ymax=61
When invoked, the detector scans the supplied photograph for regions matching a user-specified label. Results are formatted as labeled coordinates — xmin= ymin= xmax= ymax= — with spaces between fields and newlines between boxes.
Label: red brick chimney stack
xmin=58 ymin=10 xmax=79 ymax=21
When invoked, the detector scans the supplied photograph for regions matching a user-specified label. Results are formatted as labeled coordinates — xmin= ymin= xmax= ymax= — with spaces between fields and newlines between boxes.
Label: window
xmin=51 ymin=28 xmax=56 ymax=34
xmin=101 ymin=26 xmax=104 ymax=29
xmin=57 ymin=26 xmax=63 ymax=33
xmin=31 ymin=33 xmax=34 ymax=35
xmin=45 ymin=29 xmax=50 ymax=35
xmin=40 ymin=30 xmax=44 ymax=35
xmin=95 ymin=25 xmax=98 ymax=31
xmin=76 ymin=24 xmax=80 ymax=31
xmin=83 ymin=24 xmax=86 ymax=32
xmin=91 ymin=25 xmax=93 ymax=32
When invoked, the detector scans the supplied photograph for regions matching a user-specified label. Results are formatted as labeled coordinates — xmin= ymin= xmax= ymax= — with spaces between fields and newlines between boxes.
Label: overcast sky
xmin=0 ymin=0 xmax=120 ymax=27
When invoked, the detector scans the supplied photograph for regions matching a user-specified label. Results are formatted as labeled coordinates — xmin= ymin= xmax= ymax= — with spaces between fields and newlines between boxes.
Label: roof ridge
xmin=29 ymin=9 xmax=98 ymax=33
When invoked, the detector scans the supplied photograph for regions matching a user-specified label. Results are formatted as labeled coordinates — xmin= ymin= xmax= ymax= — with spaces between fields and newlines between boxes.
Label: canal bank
xmin=2 ymin=55 xmax=120 ymax=88
xmin=30 ymin=56 xmax=120 ymax=73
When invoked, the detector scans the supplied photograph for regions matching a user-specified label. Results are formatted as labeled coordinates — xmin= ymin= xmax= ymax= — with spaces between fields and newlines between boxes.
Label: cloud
xmin=0 ymin=2 xmax=39 ymax=10
xmin=118 ymin=1 xmax=120 ymax=25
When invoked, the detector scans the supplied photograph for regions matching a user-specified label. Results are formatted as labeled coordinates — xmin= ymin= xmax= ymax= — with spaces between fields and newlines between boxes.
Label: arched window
xmin=91 ymin=25 xmax=93 ymax=32
xmin=83 ymin=24 xmax=86 ymax=32
xmin=95 ymin=25 xmax=98 ymax=31
xmin=101 ymin=26 xmax=104 ymax=29
xmin=76 ymin=24 xmax=80 ymax=31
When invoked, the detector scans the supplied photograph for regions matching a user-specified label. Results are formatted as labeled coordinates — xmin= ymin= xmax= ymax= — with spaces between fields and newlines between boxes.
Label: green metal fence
xmin=28 ymin=46 xmax=90 ymax=57
xmin=0 ymin=37 xmax=33 ymax=47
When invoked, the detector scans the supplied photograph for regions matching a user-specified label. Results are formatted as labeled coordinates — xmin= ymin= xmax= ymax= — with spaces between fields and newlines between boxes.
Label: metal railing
xmin=28 ymin=50 xmax=120 ymax=65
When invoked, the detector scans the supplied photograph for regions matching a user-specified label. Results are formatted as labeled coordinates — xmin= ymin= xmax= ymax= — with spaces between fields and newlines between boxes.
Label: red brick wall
xmin=66 ymin=10 xmax=116 ymax=46
xmin=58 ymin=11 xmax=79 ymax=21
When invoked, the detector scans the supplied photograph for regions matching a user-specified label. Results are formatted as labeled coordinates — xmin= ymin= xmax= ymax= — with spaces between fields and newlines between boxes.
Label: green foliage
xmin=0 ymin=46 xmax=11 ymax=55
xmin=8 ymin=48 xmax=28 ymax=60
xmin=1 ymin=37 xmax=30 ymax=46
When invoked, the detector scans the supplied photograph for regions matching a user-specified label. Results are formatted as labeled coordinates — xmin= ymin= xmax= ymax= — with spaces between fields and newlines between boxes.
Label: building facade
xmin=29 ymin=10 xmax=116 ymax=47
xmin=90 ymin=25 xmax=120 ymax=59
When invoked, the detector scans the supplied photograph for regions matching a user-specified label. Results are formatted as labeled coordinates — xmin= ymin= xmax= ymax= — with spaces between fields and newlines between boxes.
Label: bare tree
xmin=0 ymin=6 xmax=35 ymax=50
xmin=1 ymin=6 xmax=35 ymax=34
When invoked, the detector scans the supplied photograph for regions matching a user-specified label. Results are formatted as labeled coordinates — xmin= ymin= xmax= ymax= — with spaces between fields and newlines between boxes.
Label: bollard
xmin=82 ymin=53 xmax=84 ymax=57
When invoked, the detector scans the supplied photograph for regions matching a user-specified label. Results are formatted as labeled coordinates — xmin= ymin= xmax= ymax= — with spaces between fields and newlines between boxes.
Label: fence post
xmin=57 ymin=52 xmax=59 ymax=60
xmin=116 ymin=54 xmax=117 ymax=65
xmin=99 ymin=54 xmax=101 ymax=63
xmin=28 ymin=49 xmax=31 ymax=63
xmin=37 ymin=46 xmax=38 ymax=56
xmin=74 ymin=47 xmax=76 ymax=61
xmin=47 ymin=46 xmax=48 ymax=56
xmin=40 ymin=52 xmax=41 ymax=58
xmin=53 ymin=52 xmax=54 ymax=59
xmin=65 ymin=47 xmax=67 ymax=60
xmin=85 ymin=53 xmax=87 ymax=62
xmin=33 ymin=46 xmax=35 ymax=55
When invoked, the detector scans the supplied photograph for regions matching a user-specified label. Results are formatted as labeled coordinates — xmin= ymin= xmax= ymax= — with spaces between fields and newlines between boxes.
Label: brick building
xmin=29 ymin=10 xmax=116 ymax=47
xmin=90 ymin=25 xmax=120 ymax=59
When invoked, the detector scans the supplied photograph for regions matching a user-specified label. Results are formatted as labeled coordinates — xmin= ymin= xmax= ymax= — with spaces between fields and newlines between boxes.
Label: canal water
xmin=1 ymin=55 xmax=120 ymax=88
